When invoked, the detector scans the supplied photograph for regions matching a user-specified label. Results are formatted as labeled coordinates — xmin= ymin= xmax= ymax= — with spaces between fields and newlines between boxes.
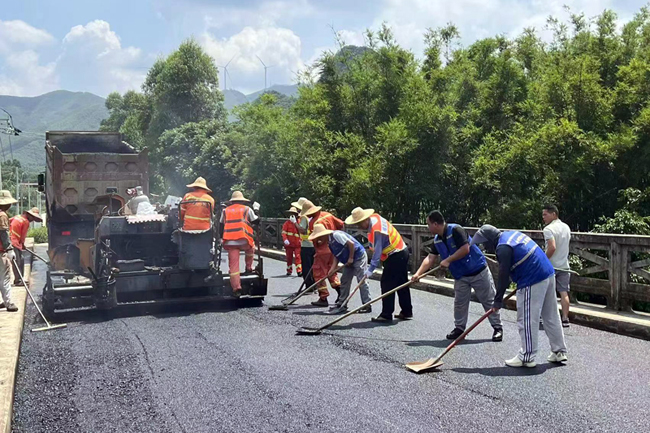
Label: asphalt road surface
xmin=12 ymin=248 xmax=650 ymax=433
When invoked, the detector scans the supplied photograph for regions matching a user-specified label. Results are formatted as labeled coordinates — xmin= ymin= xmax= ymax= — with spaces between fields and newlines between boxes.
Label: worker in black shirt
xmin=412 ymin=211 xmax=503 ymax=341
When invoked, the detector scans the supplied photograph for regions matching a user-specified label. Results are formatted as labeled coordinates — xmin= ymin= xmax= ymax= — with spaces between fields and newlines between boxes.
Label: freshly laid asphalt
xmin=12 ymin=247 xmax=650 ymax=433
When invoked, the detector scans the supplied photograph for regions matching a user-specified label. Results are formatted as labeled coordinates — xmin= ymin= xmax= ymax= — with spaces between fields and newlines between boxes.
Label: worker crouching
xmin=222 ymin=191 xmax=259 ymax=297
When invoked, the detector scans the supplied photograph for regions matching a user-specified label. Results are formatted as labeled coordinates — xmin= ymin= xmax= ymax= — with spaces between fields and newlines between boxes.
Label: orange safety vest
xmin=309 ymin=211 xmax=344 ymax=251
xmin=282 ymin=220 xmax=301 ymax=248
xmin=10 ymin=215 xmax=30 ymax=250
xmin=367 ymin=213 xmax=405 ymax=261
xmin=222 ymin=204 xmax=255 ymax=248
xmin=180 ymin=190 xmax=215 ymax=231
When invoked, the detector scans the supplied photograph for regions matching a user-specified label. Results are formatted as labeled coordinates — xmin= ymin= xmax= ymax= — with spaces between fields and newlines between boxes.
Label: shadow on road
xmin=328 ymin=320 xmax=398 ymax=331
xmin=451 ymin=363 xmax=566 ymax=377
xmin=406 ymin=338 xmax=493 ymax=348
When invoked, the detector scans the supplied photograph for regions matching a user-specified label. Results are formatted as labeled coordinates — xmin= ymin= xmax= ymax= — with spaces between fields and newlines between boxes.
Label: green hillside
xmin=0 ymin=90 xmax=108 ymax=170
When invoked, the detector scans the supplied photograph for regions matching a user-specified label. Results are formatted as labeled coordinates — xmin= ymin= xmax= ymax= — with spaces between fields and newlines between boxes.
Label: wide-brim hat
xmin=26 ymin=207 xmax=43 ymax=222
xmin=228 ymin=190 xmax=250 ymax=203
xmin=0 ymin=190 xmax=17 ymax=206
xmin=286 ymin=206 xmax=299 ymax=214
xmin=308 ymin=223 xmax=333 ymax=241
xmin=300 ymin=200 xmax=322 ymax=217
xmin=345 ymin=207 xmax=374 ymax=225
xmin=186 ymin=176 xmax=212 ymax=193
xmin=291 ymin=197 xmax=308 ymax=209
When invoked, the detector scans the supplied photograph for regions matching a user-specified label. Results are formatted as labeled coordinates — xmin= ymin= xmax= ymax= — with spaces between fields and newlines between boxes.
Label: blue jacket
xmin=498 ymin=231 xmax=554 ymax=288
xmin=329 ymin=231 xmax=365 ymax=264
xmin=434 ymin=224 xmax=486 ymax=279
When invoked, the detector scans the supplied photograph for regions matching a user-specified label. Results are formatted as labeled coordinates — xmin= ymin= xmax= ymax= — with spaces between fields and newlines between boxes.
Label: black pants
xmin=300 ymin=246 xmax=315 ymax=287
xmin=380 ymin=249 xmax=412 ymax=318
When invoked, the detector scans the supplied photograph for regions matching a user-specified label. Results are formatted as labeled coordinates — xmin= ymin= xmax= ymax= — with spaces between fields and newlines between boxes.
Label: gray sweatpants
xmin=337 ymin=252 xmax=371 ymax=307
xmin=517 ymin=275 xmax=567 ymax=362
xmin=0 ymin=255 xmax=13 ymax=305
xmin=454 ymin=267 xmax=502 ymax=330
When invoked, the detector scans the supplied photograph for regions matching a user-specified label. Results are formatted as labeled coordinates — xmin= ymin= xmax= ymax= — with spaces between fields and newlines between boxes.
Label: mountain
xmin=0 ymin=90 xmax=108 ymax=170
xmin=223 ymin=84 xmax=299 ymax=112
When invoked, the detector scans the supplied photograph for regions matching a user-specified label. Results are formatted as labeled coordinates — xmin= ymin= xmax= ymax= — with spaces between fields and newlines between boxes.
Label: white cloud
xmin=0 ymin=20 xmax=58 ymax=96
xmin=58 ymin=20 xmax=146 ymax=95
xmin=201 ymin=26 xmax=304 ymax=92
xmin=375 ymin=0 xmax=628 ymax=56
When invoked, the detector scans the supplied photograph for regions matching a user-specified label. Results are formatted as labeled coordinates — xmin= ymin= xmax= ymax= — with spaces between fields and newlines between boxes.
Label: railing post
xmin=610 ymin=241 xmax=622 ymax=311
xmin=410 ymin=226 xmax=420 ymax=274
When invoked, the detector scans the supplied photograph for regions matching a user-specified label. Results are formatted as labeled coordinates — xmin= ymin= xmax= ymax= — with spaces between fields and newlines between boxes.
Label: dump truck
xmin=38 ymin=131 xmax=267 ymax=316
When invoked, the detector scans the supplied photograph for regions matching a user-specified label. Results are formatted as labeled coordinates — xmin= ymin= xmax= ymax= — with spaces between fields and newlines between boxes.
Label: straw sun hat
xmin=291 ymin=197 xmax=308 ymax=209
xmin=299 ymin=200 xmax=322 ymax=217
xmin=186 ymin=177 xmax=212 ymax=193
xmin=0 ymin=190 xmax=18 ymax=206
xmin=344 ymin=207 xmax=374 ymax=225
xmin=228 ymin=190 xmax=250 ymax=203
xmin=308 ymin=223 xmax=333 ymax=241
xmin=26 ymin=207 xmax=43 ymax=222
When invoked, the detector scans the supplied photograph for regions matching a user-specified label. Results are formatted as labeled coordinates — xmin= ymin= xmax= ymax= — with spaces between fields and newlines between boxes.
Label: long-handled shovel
xmin=404 ymin=289 xmax=517 ymax=373
xmin=24 ymin=247 xmax=51 ymax=268
xmin=296 ymin=266 xmax=441 ymax=335
xmin=268 ymin=266 xmax=342 ymax=311
xmin=327 ymin=275 xmax=368 ymax=315
xmin=13 ymin=258 xmax=67 ymax=332
xmin=267 ymin=268 xmax=312 ymax=311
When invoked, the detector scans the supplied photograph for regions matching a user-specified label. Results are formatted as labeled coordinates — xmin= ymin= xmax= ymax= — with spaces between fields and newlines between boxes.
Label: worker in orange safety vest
xmin=221 ymin=191 xmax=260 ymax=296
xmin=300 ymin=200 xmax=343 ymax=307
xmin=10 ymin=207 xmax=42 ymax=285
xmin=282 ymin=207 xmax=302 ymax=276
xmin=180 ymin=177 xmax=215 ymax=231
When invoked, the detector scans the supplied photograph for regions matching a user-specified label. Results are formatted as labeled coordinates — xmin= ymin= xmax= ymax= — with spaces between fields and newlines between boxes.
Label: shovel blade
xmin=295 ymin=327 xmax=322 ymax=335
xmin=404 ymin=358 xmax=444 ymax=373
xmin=268 ymin=304 xmax=289 ymax=311
xmin=31 ymin=324 xmax=67 ymax=333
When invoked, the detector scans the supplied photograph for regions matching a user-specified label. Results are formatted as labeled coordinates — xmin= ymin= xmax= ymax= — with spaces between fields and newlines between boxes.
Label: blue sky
xmin=0 ymin=0 xmax=645 ymax=97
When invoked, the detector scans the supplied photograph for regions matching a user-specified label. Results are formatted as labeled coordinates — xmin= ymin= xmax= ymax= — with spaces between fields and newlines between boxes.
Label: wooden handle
xmin=317 ymin=266 xmax=441 ymax=331
xmin=286 ymin=265 xmax=343 ymax=305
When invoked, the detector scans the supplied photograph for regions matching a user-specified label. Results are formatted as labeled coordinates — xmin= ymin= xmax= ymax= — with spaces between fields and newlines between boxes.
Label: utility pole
xmin=256 ymin=56 xmax=274 ymax=90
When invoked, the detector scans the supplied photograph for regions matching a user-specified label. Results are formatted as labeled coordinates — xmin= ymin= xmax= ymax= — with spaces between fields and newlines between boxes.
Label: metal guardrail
xmin=259 ymin=217 xmax=650 ymax=313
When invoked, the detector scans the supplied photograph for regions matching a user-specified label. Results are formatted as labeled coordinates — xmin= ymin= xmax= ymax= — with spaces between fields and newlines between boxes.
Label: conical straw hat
xmin=300 ymin=200 xmax=322 ymax=217
xmin=291 ymin=197 xmax=308 ymax=209
xmin=186 ymin=176 xmax=212 ymax=193
xmin=345 ymin=207 xmax=374 ymax=225
xmin=228 ymin=190 xmax=250 ymax=203
xmin=26 ymin=207 xmax=43 ymax=222
xmin=286 ymin=206 xmax=299 ymax=214
xmin=0 ymin=190 xmax=17 ymax=206
xmin=308 ymin=223 xmax=333 ymax=241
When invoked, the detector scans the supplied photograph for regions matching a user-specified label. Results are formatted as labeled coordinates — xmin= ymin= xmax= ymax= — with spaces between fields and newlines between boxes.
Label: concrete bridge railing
xmin=258 ymin=218 xmax=650 ymax=315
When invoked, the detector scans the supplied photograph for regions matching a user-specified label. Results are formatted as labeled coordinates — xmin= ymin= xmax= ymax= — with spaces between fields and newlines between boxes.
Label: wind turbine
xmin=218 ymin=56 xmax=236 ymax=90
xmin=256 ymin=55 xmax=274 ymax=90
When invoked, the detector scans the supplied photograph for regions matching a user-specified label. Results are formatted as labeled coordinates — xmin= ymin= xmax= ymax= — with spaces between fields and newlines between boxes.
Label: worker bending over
xmin=300 ymin=200 xmax=343 ymax=307
xmin=412 ymin=211 xmax=503 ymax=342
xmin=10 ymin=207 xmax=42 ymax=285
xmin=471 ymin=225 xmax=568 ymax=367
xmin=346 ymin=207 xmax=411 ymax=322
xmin=309 ymin=224 xmax=372 ymax=314
xmin=221 ymin=191 xmax=260 ymax=297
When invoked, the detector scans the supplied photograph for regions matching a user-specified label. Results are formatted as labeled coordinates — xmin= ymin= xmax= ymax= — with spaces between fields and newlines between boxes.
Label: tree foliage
xmin=101 ymin=7 xmax=650 ymax=231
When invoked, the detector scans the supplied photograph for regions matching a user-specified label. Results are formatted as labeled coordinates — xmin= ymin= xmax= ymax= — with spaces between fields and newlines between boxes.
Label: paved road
xmin=12 ymin=248 xmax=650 ymax=433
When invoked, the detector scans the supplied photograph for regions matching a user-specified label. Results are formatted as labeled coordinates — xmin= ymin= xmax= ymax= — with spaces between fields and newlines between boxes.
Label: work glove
xmin=289 ymin=215 xmax=296 ymax=223
xmin=284 ymin=239 xmax=290 ymax=246
xmin=252 ymin=202 xmax=261 ymax=212
xmin=364 ymin=269 xmax=374 ymax=280
xmin=5 ymin=249 xmax=15 ymax=261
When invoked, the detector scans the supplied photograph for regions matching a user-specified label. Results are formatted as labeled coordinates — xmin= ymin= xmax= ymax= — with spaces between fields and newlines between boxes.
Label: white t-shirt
xmin=543 ymin=219 xmax=571 ymax=270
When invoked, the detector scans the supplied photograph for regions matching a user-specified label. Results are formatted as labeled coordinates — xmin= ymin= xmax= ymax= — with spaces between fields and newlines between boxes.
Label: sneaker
xmin=492 ymin=328 xmax=503 ymax=342
xmin=505 ymin=355 xmax=536 ymax=368
xmin=547 ymin=352 xmax=568 ymax=363
xmin=394 ymin=312 xmax=413 ymax=320
xmin=232 ymin=289 xmax=242 ymax=298
xmin=286 ymin=272 xmax=292 ymax=276
xmin=5 ymin=302 xmax=18 ymax=312
xmin=297 ymin=272 xmax=303 ymax=277
xmin=562 ymin=319 xmax=570 ymax=328
xmin=446 ymin=327 xmax=464 ymax=340
xmin=357 ymin=305 xmax=372 ymax=314
xmin=371 ymin=315 xmax=393 ymax=323
xmin=311 ymin=298 xmax=329 ymax=307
